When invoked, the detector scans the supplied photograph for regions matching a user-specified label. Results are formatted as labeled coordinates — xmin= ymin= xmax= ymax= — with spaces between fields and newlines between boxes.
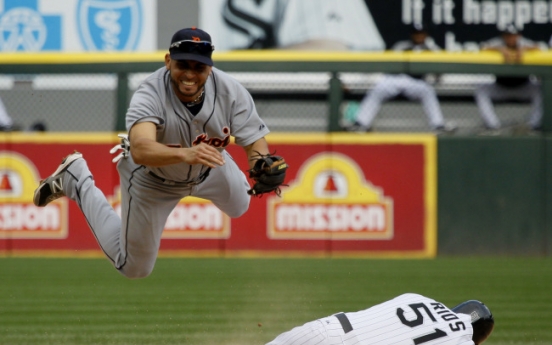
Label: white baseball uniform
xmin=355 ymin=38 xmax=447 ymax=130
xmin=266 ymin=293 xmax=475 ymax=345
xmin=60 ymin=66 xmax=269 ymax=278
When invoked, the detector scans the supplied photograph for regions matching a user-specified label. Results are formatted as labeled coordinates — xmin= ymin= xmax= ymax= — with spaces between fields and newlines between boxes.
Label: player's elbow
xmin=130 ymin=151 xmax=146 ymax=165
xmin=129 ymin=144 xmax=148 ymax=165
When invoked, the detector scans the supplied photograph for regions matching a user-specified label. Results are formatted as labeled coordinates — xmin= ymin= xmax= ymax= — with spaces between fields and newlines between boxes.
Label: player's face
xmin=165 ymin=55 xmax=212 ymax=102
xmin=411 ymin=32 xmax=427 ymax=45
xmin=502 ymin=33 xmax=519 ymax=49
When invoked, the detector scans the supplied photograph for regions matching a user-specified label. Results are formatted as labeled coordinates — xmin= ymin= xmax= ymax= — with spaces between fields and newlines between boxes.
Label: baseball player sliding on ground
xmin=266 ymin=293 xmax=494 ymax=345
xmin=33 ymin=27 xmax=286 ymax=279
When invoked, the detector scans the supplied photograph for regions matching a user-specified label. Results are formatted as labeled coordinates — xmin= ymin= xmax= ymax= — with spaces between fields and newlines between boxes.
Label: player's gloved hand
xmin=109 ymin=134 xmax=130 ymax=163
xmin=247 ymin=152 xmax=288 ymax=197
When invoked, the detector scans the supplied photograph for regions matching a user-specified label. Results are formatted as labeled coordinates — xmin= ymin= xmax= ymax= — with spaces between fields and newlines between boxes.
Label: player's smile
xmin=165 ymin=55 xmax=212 ymax=103
xmin=180 ymin=80 xmax=198 ymax=93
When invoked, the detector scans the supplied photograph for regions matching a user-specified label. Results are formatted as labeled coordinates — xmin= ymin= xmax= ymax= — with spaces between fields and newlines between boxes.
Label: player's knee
xmin=117 ymin=256 xmax=156 ymax=279
xmin=231 ymin=199 xmax=250 ymax=218
xmin=119 ymin=264 xmax=154 ymax=279
xmin=226 ymin=205 xmax=248 ymax=218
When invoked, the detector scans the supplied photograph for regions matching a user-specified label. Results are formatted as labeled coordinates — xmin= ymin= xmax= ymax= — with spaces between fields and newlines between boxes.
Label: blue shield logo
xmin=77 ymin=0 xmax=142 ymax=51
xmin=0 ymin=0 xmax=62 ymax=51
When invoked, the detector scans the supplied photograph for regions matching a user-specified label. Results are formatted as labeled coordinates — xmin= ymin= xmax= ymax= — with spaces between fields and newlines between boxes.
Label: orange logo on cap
xmin=192 ymin=36 xmax=201 ymax=42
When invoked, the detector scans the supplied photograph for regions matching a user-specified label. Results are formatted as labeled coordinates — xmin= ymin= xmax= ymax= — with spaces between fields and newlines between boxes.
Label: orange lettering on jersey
xmin=192 ymin=127 xmax=231 ymax=148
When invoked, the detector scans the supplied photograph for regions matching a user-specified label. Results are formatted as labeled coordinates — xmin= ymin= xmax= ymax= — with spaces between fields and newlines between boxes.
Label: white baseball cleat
xmin=33 ymin=151 xmax=83 ymax=207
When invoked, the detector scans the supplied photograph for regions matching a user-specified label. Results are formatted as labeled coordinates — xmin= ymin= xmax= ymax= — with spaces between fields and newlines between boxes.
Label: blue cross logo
xmin=0 ymin=0 xmax=61 ymax=51
xmin=77 ymin=0 xmax=142 ymax=51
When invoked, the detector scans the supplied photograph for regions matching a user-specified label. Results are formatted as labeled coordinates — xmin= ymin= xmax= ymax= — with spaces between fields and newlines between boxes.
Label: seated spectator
xmin=0 ymin=97 xmax=15 ymax=131
xmin=475 ymin=25 xmax=542 ymax=132
xmin=0 ymin=96 xmax=46 ymax=132
xmin=345 ymin=24 xmax=456 ymax=134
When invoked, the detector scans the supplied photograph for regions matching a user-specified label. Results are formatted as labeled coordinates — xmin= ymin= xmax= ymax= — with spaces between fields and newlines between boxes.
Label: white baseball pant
xmin=475 ymin=80 xmax=542 ymax=129
xmin=355 ymin=74 xmax=446 ymax=129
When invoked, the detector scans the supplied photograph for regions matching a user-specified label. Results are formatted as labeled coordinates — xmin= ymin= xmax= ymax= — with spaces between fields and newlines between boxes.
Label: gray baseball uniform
xmin=61 ymin=66 xmax=269 ymax=278
xmin=266 ymin=293 xmax=475 ymax=345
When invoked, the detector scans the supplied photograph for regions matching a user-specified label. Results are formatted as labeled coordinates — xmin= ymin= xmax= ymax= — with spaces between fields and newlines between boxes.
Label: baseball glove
xmin=247 ymin=152 xmax=288 ymax=197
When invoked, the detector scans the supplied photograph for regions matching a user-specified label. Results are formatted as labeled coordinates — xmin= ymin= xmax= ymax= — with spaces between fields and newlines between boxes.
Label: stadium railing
xmin=0 ymin=50 xmax=550 ymax=133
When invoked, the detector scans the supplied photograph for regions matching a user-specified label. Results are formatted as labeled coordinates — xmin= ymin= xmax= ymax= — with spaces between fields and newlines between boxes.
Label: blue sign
xmin=77 ymin=0 xmax=142 ymax=51
xmin=0 ymin=0 xmax=61 ymax=51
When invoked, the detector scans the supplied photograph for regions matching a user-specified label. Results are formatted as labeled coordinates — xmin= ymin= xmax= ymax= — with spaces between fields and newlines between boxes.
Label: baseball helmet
xmin=169 ymin=27 xmax=214 ymax=66
xmin=452 ymin=300 xmax=494 ymax=345
xmin=410 ymin=23 xmax=427 ymax=34
xmin=502 ymin=24 xmax=520 ymax=35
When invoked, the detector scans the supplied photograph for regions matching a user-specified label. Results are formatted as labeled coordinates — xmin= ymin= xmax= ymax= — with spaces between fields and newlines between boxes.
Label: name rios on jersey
xmin=396 ymin=302 xmax=467 ymax=344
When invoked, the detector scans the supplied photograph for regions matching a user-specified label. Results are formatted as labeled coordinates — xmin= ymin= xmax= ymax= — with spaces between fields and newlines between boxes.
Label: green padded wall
xmin=437 ymin=136 xmax=547 ymax=255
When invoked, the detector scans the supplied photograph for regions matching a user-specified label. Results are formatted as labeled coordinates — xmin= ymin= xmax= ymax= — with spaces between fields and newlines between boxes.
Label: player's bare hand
xmin=502 ymin=49 xmax=522 ymax=63
xmin=183 ymin=143 xmax=225 ymax=168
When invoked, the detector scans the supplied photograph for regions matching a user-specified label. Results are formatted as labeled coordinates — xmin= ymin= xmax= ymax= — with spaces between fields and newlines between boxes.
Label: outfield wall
xmin=0 ymin=133 xmax=437 ymax=258
xmin=0 ymin=133 xmax=550 ymax=257
xmin=438 ymin=136 xmax=551 ymax=256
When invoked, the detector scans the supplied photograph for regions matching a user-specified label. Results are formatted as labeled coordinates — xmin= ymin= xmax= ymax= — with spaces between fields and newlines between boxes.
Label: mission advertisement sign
xmin=0 ymin=133 xmax=436 ymax=258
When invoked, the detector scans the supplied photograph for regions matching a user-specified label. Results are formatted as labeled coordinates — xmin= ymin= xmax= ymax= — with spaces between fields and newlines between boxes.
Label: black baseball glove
xmin=247 ymin=152 xmax=288 ymax=197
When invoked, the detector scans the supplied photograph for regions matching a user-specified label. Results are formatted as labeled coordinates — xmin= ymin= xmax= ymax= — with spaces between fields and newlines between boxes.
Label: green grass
xmin=0 ymin=257 xmax=551 ymax=345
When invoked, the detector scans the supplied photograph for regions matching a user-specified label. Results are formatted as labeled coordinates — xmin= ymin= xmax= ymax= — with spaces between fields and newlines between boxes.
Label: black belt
xmin=147 ymin=168 xmax=211 ymax=186
xmin=335 ymin=313 xmax=353 ymax=334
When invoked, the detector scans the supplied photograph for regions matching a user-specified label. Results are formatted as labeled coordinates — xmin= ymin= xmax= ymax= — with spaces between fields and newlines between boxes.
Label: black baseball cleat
xmin=345 ymin=121 xmax=372 ymax=133
xmin=33 ymin=151 xmax=83 ymax=207
xmin=434 ymin=122 xmax=458 ymax=134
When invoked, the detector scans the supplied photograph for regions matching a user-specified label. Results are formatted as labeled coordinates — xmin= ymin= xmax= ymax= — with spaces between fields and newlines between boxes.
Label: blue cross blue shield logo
xmin=0 ymin=0 xmax=62 ymax=51
xmin=77 ymin=0 xmax=142 ymax=51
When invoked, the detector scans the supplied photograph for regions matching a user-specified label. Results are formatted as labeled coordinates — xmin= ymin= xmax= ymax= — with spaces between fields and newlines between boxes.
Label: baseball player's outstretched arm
xmin=243 ymin=137 xmax=269 ymax=169
xmin=129 ymin=122 xmax=225 ymax=168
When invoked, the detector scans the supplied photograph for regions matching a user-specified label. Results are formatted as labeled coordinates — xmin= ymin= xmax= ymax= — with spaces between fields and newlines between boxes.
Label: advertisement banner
xmin=200 ymin=0 xmax=552 ymax=51
xmin=0 ymin=133 xmax=436 ymax=258
xmin=367 ymin=0 xmax=552 ymax=51
xmin=0 ymin=0 xmax=156 ymax=52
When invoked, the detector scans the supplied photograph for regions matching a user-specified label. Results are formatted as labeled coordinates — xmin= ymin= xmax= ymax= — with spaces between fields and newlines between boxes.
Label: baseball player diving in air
xmin=33 ymin=27 xmax=287 ymax=279
xmin=266 ymin=293 xmax=494 ymax=345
